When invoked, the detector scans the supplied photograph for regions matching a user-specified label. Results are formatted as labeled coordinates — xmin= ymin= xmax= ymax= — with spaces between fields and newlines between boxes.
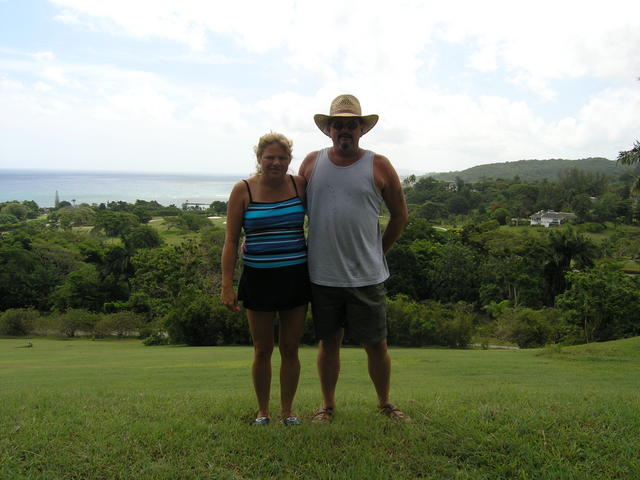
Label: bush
xmin=94 ymin=311 xmax=143 ymax=338
xmin=0 ymin=308 xmax=40 ymax=336
xmin=53 ymin=309 xmax=100 ymax=337
xmin=387 ymin=297 xmax=476 ymax=348
xmin=495 ymin=307 xmax=562 ymax=348
xmin=437 ymin=302 xmax=475 ymax=348
xmin=387 ymin=295 xmax=438 ymax=346
xmin=142 ymin=331 xmax=170 ymax=346
xmin=581 ymin=222 xmax=606 ymax=233
xmin=165 ymin=293 xmax=247 ymax=346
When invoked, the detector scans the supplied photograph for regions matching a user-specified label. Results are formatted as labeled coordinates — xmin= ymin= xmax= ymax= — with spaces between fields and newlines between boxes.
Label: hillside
xmin=426 ymin=157 xmax=630 ymax=183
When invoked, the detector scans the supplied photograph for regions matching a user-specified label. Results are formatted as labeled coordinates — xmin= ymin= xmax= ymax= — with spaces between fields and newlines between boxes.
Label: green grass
xmin=148 ymin=217 xmax=200 ymax=246
xmin=1 ymin=338 xmax=639 ymax=479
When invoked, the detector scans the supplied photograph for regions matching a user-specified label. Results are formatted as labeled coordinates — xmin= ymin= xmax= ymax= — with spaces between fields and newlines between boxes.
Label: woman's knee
xmin=278 ymin=341 xmax=299 ymax=360
xmin=253 ymin=342 xmax=274 ymax=361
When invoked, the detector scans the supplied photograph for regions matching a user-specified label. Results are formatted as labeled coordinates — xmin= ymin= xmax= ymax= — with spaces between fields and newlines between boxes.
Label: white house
xmin=530 ymin=210 xmax=577 ymax=227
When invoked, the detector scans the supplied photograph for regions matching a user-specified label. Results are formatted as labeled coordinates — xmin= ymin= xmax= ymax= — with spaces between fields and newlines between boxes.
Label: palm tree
xmin=617 ymin=140 xmax=640 ymax=193
xmin=544 ymin=225 xmax=599 ymax=304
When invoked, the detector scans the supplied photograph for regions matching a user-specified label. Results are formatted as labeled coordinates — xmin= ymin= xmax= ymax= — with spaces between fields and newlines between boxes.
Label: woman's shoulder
xmin=229 ymin=179 xmax=252 ymax=201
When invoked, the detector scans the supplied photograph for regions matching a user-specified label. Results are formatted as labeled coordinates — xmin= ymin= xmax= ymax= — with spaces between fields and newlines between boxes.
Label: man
xmin=299 ymin=94 xmax=409 ymax=423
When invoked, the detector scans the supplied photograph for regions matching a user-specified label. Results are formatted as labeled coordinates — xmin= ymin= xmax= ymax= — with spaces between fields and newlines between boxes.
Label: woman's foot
xmin=252 ymin=416 xmax=270 ymax=426
xmin=280 ymin=416 xmax=301 ymax=426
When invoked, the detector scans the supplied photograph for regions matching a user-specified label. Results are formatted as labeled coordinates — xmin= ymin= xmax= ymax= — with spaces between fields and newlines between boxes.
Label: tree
xmin=121 ymin=225 xmax=163 ymax=251
xmin=165 ymin=293 xmax=244 ymax=346
xmin=0 ymin=245 xmax=39 ymax=310
xmin=617 ymin=140 xmax=640 ymax=193
xmin=0 ymin=308 xmax=39 ymax=336
xmin=428 ymin=242 xmax=481 ymax=303
xmin=94 ymin=211 xmax=139 ymax=236
xmin=209 ymin=201 xmax=228 ymax=215
xmin=1 ymin=203 xmax=29 ymax=221
xmin=51 ymin=264 xmax=109 ymax=312
xmin=164 ymin=212 xmax=210 ymax=232
xmin=53 ymin=309 xmax=99 ymax=337
xmin=544 ymin=226 xmax=599 ymax=304
xmin=556 ymin=266 xmax=640 ymax=342
xmin=54 ymin=206 xmax=95 ymax=229
xmin=94 ymin=311 xmax=143 ymax=338
xmin=129 ymin=240 xmax=211 ymax=317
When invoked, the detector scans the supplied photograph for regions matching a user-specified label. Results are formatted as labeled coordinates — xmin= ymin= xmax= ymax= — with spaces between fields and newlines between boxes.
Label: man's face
xmin=329 ymin=118 xmax=363 ymax=154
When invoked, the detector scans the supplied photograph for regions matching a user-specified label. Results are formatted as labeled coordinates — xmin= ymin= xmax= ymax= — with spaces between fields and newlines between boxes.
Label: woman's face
xmin=259 ymin=143 xmax=291 ymax=179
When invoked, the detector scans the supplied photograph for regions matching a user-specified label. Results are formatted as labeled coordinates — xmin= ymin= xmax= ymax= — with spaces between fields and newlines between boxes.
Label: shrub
xmin=436 ymin=302 xmax=475 ymax=348
xmin=165 ymin=293 xmax=247 ymax=346
xmin=142 ymin=331 xmax=170 ymax=346
xmin=387 ymin=295 xmax=438 ymax=346
xmin=0 ymin=308 xmax=40 ymax=336
xmin=581 ymin=222 xmax=606 ymax=233
xmin=53 ymin=309 xmax=100 ymax=337
xmin=94 ymin=311 xmax=143 ymax=338
xmin=495 ymin=307 xmax=562 ymax=348
xmin=387 ymin=297 xmax=476 ymax=348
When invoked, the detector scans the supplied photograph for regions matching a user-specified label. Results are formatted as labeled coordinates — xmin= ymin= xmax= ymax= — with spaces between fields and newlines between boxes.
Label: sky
xmin=1 ymin=0 xmax=639 ymax=176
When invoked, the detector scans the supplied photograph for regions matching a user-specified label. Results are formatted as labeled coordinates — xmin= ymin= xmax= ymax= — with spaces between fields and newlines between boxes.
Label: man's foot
xmin=280 ymin=416 xmax=301 ymax=426
xmin=379 ymin=403 xmax=411 ymax=423
xmin=311 ymin=406 xmax=334 ymax=424
xmin=252 ymin=416 xmax=270 ymax=426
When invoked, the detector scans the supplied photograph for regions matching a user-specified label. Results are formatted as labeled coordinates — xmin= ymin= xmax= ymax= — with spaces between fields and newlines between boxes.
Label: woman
xmin=221 ymin=132 xmax=310 ymax=426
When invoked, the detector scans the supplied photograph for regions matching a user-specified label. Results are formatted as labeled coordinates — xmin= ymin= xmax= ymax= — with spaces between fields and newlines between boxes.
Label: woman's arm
xmin=220 ymin=181 xmax=248 ymax=310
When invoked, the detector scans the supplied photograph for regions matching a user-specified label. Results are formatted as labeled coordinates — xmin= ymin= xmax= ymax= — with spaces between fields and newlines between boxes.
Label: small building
xmin=530 ymin=210 xmax=577 ymax=227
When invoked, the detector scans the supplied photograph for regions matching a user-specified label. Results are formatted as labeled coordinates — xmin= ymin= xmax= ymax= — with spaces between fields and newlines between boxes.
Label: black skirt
xmin=238 ymin=262 xmax=311 ymax=312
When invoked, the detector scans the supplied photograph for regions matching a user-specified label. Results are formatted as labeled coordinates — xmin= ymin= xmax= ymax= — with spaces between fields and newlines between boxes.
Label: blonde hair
xmin=254 ymin=132 xmax=293 ymax=173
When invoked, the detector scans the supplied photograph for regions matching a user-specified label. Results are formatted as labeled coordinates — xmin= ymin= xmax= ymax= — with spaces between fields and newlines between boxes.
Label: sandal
xmin=311 ymin=406 xmax=334 ymax=424
xmin=379 ymin=403 xmax=411 ymax=423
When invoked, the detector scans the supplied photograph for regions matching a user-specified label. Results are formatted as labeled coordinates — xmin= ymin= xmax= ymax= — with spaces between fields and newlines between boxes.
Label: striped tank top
xmin=241 ymin=175 xmax=307 ymax=269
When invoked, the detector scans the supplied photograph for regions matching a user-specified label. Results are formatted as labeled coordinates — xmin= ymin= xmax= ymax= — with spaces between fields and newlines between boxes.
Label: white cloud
xmin=2 ymin=1 xmax=640 ymax=174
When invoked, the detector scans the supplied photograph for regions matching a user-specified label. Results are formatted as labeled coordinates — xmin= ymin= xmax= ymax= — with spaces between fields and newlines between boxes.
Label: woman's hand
xmin=221 ymin=285 xmax=240 ymax=311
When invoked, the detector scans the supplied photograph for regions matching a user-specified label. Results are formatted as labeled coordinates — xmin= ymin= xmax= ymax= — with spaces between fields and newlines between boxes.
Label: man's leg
xmin=363 ymin=339 xmax=391 ymax=407
xmin=364 ymin=338 xmax=411 ymax=422
xmin=317 ymin=327 xmax=344 ymax=409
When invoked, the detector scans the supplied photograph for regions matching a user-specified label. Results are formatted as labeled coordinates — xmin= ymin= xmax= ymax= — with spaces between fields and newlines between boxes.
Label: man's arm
xmin=374 ymin=155 xmax=408 ymax=254
xmin=298 ymin=151 xmax=319 ymax=181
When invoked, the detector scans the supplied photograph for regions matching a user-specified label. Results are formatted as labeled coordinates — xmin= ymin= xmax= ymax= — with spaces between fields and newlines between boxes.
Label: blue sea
xmin=0 ymin=169 xmax=244 ymax=207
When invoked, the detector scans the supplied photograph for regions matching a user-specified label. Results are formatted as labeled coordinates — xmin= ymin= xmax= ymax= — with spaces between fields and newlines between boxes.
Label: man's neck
xmin=328 ymin=146 xmax=364 ymax=166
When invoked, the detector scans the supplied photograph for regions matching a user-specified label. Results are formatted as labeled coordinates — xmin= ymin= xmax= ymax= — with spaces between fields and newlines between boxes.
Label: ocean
xmin=0 ymin=169 xmax=245 ymax=207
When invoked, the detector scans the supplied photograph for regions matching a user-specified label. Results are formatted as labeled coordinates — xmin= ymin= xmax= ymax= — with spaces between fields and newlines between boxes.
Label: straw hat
xmin=314 ymin=94 xmax=379 ymax=136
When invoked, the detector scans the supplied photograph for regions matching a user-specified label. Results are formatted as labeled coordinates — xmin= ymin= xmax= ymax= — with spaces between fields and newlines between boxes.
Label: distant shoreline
xmin=0 ymin=170 xmax=244 ymax=207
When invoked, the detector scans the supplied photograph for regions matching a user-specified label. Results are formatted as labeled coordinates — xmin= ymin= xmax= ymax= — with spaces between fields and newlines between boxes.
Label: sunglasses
xmin=330 ymin=119 xmax=360 ymax=131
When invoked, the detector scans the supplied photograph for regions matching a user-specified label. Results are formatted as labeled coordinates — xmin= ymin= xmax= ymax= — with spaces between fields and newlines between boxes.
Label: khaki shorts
xmin=311 ymin=283 xmax=387 ymax=345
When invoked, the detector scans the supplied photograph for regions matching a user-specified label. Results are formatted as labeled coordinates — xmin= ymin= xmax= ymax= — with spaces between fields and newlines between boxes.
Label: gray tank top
xmin=306 ymin=148 xmax=389 ymax=287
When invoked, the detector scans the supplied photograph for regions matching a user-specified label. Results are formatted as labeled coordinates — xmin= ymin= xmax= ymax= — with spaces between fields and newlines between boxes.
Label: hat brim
xmin=314 ymin=113 xmax=379 ymax=137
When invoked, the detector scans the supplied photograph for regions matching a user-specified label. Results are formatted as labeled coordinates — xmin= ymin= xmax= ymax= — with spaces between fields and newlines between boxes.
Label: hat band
xmin=331 ymin=109 xmax=361 ymax=116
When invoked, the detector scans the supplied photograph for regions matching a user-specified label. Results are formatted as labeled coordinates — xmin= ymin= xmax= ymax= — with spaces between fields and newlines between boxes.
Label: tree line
xmin=1 ymin=167 xmax=639 ymax=348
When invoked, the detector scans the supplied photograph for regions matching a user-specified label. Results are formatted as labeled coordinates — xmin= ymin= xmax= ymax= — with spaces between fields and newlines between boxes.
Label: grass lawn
xmin=1 ymin=338 xmax=639 ymax=479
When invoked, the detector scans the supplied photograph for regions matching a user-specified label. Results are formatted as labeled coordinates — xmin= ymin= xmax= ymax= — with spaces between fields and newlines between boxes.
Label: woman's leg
xmin=247 ymin=309 xmax=276 ymax=418
xmin=277 ymin=304 xmax=307 ymax=418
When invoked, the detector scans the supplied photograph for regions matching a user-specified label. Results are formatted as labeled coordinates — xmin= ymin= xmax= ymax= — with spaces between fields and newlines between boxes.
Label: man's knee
xmin=364 ymin=339 xmax=388 ymax=357
xmin=319 ymin=331 xmax=342 ymax=356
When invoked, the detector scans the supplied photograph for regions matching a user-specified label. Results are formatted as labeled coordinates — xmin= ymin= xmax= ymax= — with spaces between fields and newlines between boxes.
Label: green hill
xmin=427 ymin=157 xmax=630 ymax=183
